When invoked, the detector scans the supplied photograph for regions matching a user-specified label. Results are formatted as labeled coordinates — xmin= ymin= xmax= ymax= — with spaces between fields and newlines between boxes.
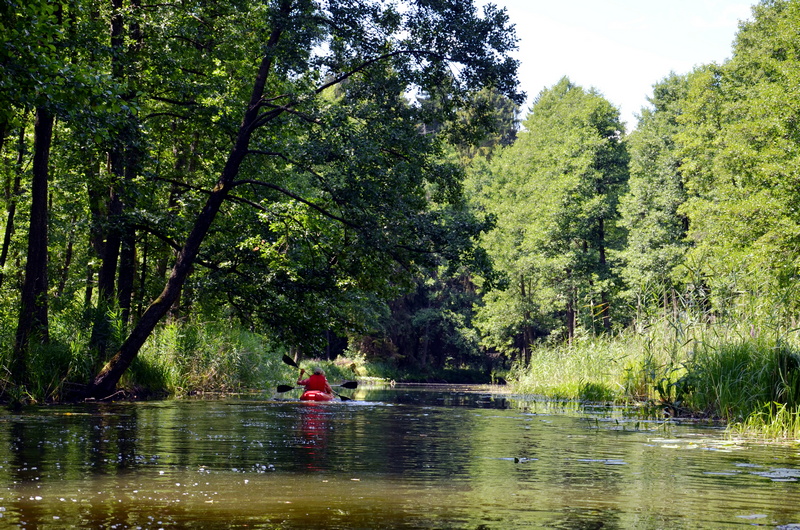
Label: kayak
xmin=300 ymin=390 xmax=335 ymax=402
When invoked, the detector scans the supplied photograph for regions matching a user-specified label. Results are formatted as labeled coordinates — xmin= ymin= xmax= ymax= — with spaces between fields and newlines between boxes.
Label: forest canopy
xmin=467 ymin=0 xmax=800 ymax=363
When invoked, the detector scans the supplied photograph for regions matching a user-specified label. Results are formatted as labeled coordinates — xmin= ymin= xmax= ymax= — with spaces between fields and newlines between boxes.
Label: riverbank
xmin=5 ymin=316 xmax=800 ymax=441
xmin=507 ymin=323 xmax=800 ymax=441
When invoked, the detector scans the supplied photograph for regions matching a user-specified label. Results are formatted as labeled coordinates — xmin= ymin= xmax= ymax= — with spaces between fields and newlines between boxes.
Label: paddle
xmin=275 ymin=385 xmax=353 ymax=401
xmin=276 ymin=380 xmax=358 ymax=393
xmin=332 ymin=391 xmax=352 ymax=402
xmin=282 ymin=354 xmax=300 ymax=369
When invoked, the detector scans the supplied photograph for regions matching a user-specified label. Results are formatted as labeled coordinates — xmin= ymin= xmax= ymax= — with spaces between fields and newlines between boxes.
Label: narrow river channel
xmin=1 ymin=384 xmax=799 ymax=528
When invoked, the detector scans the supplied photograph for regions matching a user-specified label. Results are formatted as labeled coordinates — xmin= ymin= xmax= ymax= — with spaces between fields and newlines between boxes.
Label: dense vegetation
xmin=3 ymin=0 xmax=800 ymax=437
xmin=0 ymin=0 xmax=521 ymax=401
xmin=474 ymin=0 xmax=800 ymax=437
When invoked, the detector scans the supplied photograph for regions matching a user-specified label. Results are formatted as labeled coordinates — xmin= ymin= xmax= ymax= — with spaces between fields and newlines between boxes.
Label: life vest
xmin=302 ymin=373 xmax=329 ymax=392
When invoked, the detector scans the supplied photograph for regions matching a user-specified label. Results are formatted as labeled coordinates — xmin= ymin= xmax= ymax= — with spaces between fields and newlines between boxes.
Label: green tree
xmin=473 ymin=78 xmax=628 ymax=360
xmin=86 ymin=0 xmax=522 ymax=397
xmin=618 ymin=73 xmax=690 ymax=315
xmin=677 ymin=0 xmax=800 ymax=315
xmin=352 ymin=85 xmax=519 ymax=374
xmin=2 ymin=0 xmax=107 ymax=387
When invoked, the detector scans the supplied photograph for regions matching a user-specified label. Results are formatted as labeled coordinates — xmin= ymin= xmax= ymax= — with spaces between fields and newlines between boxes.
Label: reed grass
xmin=508 ymin=298 xmax=800 ymax=438
xmin=510 ymin=335 xmax=636 ymax=402
xmin=122 ymin=320 xmax=291 ymax=395
xmin=680 ymin=339 xmax=800 ymax=421
xmin=729 ymin=402 xmax=800 ymax=441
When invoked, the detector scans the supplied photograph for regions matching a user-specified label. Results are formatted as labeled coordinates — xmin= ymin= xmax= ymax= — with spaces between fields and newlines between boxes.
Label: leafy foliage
xmin=677 ymin=0 xmax=800 ymax=313
xmin=618 ymin=73 xmax=689 ymax=299
xmin=1 ymin=0 xmax=523 ymax=399
xmin=471 ymin=77 xmax=628 ymax=360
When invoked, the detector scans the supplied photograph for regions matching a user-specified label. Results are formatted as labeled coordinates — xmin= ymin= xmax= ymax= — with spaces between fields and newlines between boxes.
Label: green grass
xmin=509 ymin=334 xmax=653 ymax=402
xmin=121 ymin=320 xmax=292 ymax=396
xmin=729 ymin=402 xmax=800 ymax=441
xmin=680 ymin=339 xmax=800 ymax=421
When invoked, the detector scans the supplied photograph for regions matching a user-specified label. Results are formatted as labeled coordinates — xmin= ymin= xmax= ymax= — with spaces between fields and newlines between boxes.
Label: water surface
xmin=1 ymin=384 xmax=799 ymax=528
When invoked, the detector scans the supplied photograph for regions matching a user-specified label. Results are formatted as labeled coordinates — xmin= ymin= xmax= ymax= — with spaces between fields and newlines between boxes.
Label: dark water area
xmin=1 ymin=384 xmax=800 ymax=528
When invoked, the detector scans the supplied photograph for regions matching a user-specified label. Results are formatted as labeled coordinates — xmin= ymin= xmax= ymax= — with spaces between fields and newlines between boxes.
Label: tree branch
xmin=244 ymin=149 xmax=338 ymax=201
xmin=256 ymin=103 xmax=321 ymax=127
xmin=315 ymin=49 xmax=448 ymax=95
xmin=248 ymin=49 xmax=449 ymax=130
xmin=144 ymin=112 xmax=190 ymax=121
xmin=150 ymin=95 xmax=199 ymax=107
xmin=231 ymin=178 xmax=358 ymax=229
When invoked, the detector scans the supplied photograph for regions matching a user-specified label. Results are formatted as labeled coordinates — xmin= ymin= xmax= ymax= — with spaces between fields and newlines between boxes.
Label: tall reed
xmin=681 ymin=339 xmax=800 ymax=421
xmin=729 ymin=402 xmax=800 ymax=440
xmin=507 ymin=284 xmax=800 ymax=439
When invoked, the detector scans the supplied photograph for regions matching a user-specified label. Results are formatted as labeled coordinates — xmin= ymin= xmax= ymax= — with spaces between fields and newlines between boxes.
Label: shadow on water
xmin=0 ymin=385 xmax=799 ymax=528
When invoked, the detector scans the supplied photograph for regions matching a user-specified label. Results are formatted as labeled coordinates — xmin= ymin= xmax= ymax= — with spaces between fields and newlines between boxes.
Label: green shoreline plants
xmin=508 ymin=315 xmax=800 ymax=439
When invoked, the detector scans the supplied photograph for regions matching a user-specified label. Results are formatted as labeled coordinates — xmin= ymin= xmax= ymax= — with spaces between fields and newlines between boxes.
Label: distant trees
xmin=618 ymin=73 xmax=689 ymax=315
xmin=353 ymin=87 xmax=520 ymax=374
xmin=473 ymin=0 xmax=800 ymax=364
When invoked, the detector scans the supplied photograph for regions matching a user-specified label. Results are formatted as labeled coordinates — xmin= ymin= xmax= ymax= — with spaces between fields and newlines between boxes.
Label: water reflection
xmin=298 ymin=404 xmax=332 ymax=471
xmin=0 ymin=387 xmax=799 ymax=528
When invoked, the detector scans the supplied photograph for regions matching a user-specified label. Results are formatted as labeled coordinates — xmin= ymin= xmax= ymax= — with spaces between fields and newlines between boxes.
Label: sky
xmin=480 ymin=0 xmax=755 ymax=130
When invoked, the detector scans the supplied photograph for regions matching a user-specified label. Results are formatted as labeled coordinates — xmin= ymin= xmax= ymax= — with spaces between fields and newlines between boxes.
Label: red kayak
xmin=300 ymin=390 xmax=335 ymax=402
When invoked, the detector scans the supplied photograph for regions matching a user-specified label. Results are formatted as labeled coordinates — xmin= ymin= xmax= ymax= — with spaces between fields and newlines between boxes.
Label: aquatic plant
xmin=680 ymin=339 xmax=800 ymax=422
xmin=509 ymin=335 xmax=633 ymax=401
xmin=506 ymin=299 xmax=800 ymax=440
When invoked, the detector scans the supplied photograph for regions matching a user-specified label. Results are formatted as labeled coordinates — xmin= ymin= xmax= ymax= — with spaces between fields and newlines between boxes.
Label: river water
xmin=1 ymin=384 xmax=799 ymax=528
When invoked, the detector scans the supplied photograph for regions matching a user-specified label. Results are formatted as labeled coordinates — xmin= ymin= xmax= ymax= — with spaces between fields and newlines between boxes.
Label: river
xmin=1 ymin=384 xmax=799 ymax=528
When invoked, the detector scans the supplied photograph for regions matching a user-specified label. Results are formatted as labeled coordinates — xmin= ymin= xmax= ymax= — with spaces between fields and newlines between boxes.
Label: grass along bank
xmin=508 ymin=322 xmax=800 ymax=440
xmin=124 ymin=320 xmax=294 ymax=397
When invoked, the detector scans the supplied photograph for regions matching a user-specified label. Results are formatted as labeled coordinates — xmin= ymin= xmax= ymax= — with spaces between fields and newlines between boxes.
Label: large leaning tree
xmin=86 ymin=0 xmax=522 ymax=398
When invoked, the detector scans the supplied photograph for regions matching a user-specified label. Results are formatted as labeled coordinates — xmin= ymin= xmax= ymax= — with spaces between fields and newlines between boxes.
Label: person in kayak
xmin=297 ymin=367 xmax=334 ymax=395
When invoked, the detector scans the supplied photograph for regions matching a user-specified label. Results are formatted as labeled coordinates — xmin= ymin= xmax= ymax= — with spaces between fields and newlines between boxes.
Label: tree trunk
xmin=598 ymin=218 xmax=611 ymax=331
xmin=117 ymin=229 xmax=136 ymax=325
xmin=88 ymin=0 xmax=126 ymax=355
xmin=55 ymin=213 xmax=76 ymax=297
xmin=12 ymin=108 xmax=54 ymax=385
xmin=91 ymin=0 xmax=143 ymax=352
xmin=87 ymin=5 xmax=291 ymax=398
xmin=117 ymin=144 xmax=141 ymax=326
xmin=135 ymin=234 xmax=149 ymax=319
xmin=165 ymin=130 xmax=198 ymax=322
xmin=88 ymin=179 xmax=121 ymax=356
xmin=0 ymin=124 xmax=25 ymax=288
xmin=117 ymin=0 xmax=142 ymax=327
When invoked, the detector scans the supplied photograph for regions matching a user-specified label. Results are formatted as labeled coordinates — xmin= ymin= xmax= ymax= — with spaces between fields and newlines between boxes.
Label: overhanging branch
xmin=231 ymin=178 xmax=357 ymax=229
